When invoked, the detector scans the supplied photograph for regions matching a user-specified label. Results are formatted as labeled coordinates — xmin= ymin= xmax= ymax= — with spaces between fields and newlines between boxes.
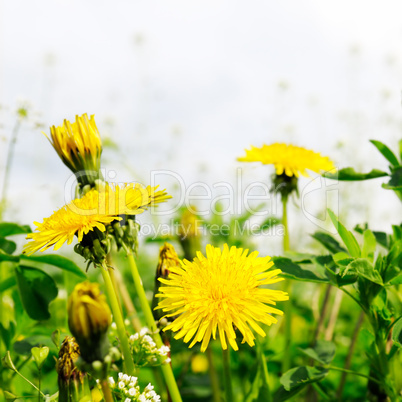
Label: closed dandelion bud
xmin=56 ymin=336 xmax=87 ymax=402
xmin=178 ymin=208 xmax=201 ymax=260
xmin=46 ymin=114 xmax=103 ymax=187
xmin=152 ymin=243 xmax=180 ymax=324
xmin=68 ymin=282 xmax=111 ymax=363
xmin=156 ymin=243 xmax=180 ymax=279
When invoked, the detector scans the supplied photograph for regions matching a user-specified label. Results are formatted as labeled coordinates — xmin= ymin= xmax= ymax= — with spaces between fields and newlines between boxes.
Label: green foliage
xmin=323 ymin=167 xmax=389 ymax=181
xmin=15 ymin=265 xmax=58 ymax=321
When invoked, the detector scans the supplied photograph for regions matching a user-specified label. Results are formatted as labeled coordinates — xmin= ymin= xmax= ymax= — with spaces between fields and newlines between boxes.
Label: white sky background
xmin=1 ymin=0 xmax=402 ymax=252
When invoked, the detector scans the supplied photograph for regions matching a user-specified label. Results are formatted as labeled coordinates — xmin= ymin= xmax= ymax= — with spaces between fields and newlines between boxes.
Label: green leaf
xmin=327 ymin=210 xmax=361 ymax=258
xmin=273 ymin=257 xmax=329 ymax=283
xmin=31 ymin=346 xmax=49 ymax=369
xmin=273 ymin=385 xmax=304 ymax=402
xmin=370 ymin=140 xmax=400 ymax=167
xmin=386 ymin=267 xmax=401 ymax=284
xmin=0 ymin=238 xmax=16 ymax=254
xmin=382 ymin=167 xmax=402 ymax=190
xmin=0 ymin=276 xmax=17 ymax=292
xmin=13 ymin=335 xmax=51 ymax=355
xmin=326 ymin=266 xmax=357 ymax=287
xmin=333 ymin=252 xmax=354 ymax=266
xmin=280 ymin=366 xmax=328 ymax=391
xmin=323 ymin=168 xmax=388 ymax=181
xmin=51 ymin=329 xmax=60 ymax=349
xmin=392 ymin=317 xmax=402 ymax=348
xmin=0 ymin=252 xmax=19 ymax=263
xmin=0 ymin=322 xmax=15 ymax=349
xmin=298 ymin=341 xmax=336 ymax=365
xmin=15 ymin=265 xmax=58 ymax=321
xmin=21 ymin=254 xmax=86 ymax=278
xmin=347 ymin=258 xmax=383 ymax=285
xmin=0 ymin=223 xmax=31 ymax=237
xmin=311 ymin=232 xmax=347 ymax=254
xmin=362 ymin=230 xmax=376 ymax=260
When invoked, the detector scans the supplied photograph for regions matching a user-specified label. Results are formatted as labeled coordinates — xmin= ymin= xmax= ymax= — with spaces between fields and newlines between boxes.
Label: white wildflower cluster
xmin=108 ymin=373 xmax=161 ymax=402
xmin=129 ymin=327 xmax=171 ymax=367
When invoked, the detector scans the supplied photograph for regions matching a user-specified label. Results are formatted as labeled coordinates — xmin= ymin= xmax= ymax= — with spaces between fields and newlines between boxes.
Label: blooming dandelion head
xmin=238 ymin=143 xmax=335 ymax=178
xmin=23 ymin=184 xmax=171 ymax=256
xmin=46 ymin=113 xmax=102 ymax=174
xmin=156 ymin=244 xmax=289 ymax=352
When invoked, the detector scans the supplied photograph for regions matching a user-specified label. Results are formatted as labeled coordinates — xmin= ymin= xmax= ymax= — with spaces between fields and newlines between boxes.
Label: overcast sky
xmin=1 ymin=0 xmax=402 ymax=244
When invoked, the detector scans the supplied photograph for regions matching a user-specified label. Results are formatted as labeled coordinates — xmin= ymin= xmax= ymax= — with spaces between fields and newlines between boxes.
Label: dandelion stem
xmin=125 ymin=251 xmax=182 ymax=402
xmin=282 ymin=195 xmax=292 ymax=373
xmin=100 ymin=265 xmax=136 ymax=376
xmin=100 ymin=379 xmax=114 ymax=402
xmin=206 ymin=346 xmax=221 ymax=402
xmin=256 ymin=336 xmax=272 ymax=402
xmin=222 ymin=346 xmax=234 ymax=402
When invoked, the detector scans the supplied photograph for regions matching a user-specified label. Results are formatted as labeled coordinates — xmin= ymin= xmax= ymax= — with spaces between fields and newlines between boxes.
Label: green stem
xmin=37 ymin=368 xmax=41 ymax=402
xmin=100 ymin=266 xmax=136 ymax=376
xmin=256 ymin=337 xmax=272 ymax=402
xmin=13 ymin=367 xmax=45 ymax=397
xmin=222 ymin=346 xmax=234 ymax=402
xmin=125 ymin=251 xmax=182 ymax=402
xmin=336 ymin=311 xmax=364 ymax=398
xmin=100 ymin=379 xmax=114 ymax=402
xmin=282 ymin=196 xmax=292 ymax=373
xmin=328 ymin=366 xmax=382 ymax=386
xmin=282 ymin=195 xmax=289 ymax=252
xmin=206 ymin=346 xmax=221 ymax=402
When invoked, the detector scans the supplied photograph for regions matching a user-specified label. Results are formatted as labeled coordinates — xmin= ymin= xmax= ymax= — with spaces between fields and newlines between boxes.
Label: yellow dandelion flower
xmin=46 ymin=113 xmax=102 ymax=174
xmin=23 ymin=190 xmax=120 ymax=255
xmin=23 ymin=183 xmax=171 ymax=255
xmin=156 ymin=244 xmax=288 ymax=352
xmin=238 ymin=143 xmax=335 ymax=177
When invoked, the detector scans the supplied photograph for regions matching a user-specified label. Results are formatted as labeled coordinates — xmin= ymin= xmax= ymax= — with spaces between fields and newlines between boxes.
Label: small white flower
xmin=111 ymin=322 xmax=117 ymax=330
xmin=118 ymin=372 xmax=124 ymax=380
xmin=159 ymin=345 xmax=170 ymax=356
xmin=145 ymin=383 xmax=154 ymax=392
xmin=129 ymin=376 xmax=138 ymax=385
xmin=118 ymin=381 xmax=126 ymax=389
xmin=122 ymin=374 xmax=130 ymax=383
xmin=131 ymin=333 xmax=139 ymax=341
xmin=108 ymin=376 xmax=115 ymax=386
xmin=138 ymin=395 xmax=147 ymax=402
xmin=128 ymin=388 xmax=137 ymax=396
xmin=140 ymin=327 xmax=149 ymax=336
xmin=124 ymin=318 xmax=130 ymax=326
xmin=143 ymin=335 xmax=153 ymax=344
xmin=124 ymin=399 xmax=131 ymax=402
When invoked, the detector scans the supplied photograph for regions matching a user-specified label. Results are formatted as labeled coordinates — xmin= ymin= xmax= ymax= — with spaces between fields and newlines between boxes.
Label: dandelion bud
xmin=156 ymin=243 xmax=180 ymax=278
xmin=68 ymin=282 xmax=111 ymax=362
xmin=152 ymin=243 xmax=180 ymax=323
xmin=178 ymin=208 xmax=202 ymax=260
xmin=56 ymin=336 xmax=87 ymax=402
xmin=46 ymin=114 xmax=103 ymax=187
